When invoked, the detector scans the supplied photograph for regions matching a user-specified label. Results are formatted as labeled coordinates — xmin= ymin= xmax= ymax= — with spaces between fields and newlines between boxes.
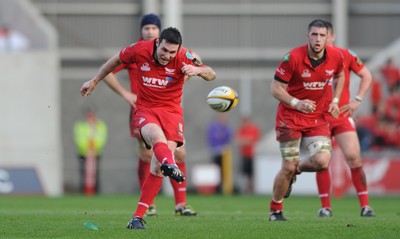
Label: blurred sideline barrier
xmin=0 ymin=168 xmax=43 ymax=195
xmin=192 ymin=164 xmax=220 ymax=195
xmin=331 ymin=147 xmax=400 ymax=197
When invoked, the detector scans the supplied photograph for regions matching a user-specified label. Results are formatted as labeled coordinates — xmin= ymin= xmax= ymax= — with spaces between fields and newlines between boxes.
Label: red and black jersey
xmin=112 ymin=38 xmax=145 ymax=95
xmin=274 ymin=44 xmax=344 ymax=119
xmin=326 ymin=47 xmax=365 ymax=121
xmin=119 ymin=39 xmax=203 ymax=114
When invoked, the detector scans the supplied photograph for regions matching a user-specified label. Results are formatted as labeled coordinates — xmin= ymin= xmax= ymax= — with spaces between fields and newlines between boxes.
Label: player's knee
xmin=344 ymin=152 xmax=361 ymax=166
xmin=282 ymin=164 xmax=297 ymax=177
xmin=306 ymin=138 xmax=332 ymax=157
xmin=317 ymin=158 xmax=330 ymax=169
xmin=304 ymin=137 xmax=332 ymax=170
xmin=312 ymin=152 xmax=331 ymax=170
xmin=345 ymin=155 xmax=362 ymax=168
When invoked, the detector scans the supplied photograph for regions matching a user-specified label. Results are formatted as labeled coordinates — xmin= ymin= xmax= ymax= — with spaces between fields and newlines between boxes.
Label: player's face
xmin=155 ymin=39 xmax=179 ymax=66
xmin=141 ymin=24 xmax=160 ymax=41
xmin=307 ymin=26 xmax=327 ymax=56
xmin=326 ymin=30 xmax=335 ymax=47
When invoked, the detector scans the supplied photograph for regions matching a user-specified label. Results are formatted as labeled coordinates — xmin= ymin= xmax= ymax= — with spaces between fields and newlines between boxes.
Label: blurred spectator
xmin=0 ymin=24 xmax=30 ymax=52
xmin=356 ymin=110 xmax=380 ymax=151
xmin=356 ymin=125 xmax=374 ymax=151
xmin=372 ymin=117 xmax=391 ymax=148
xmin=356 ymin=97 xmax=400 ymax=151
xmin=380 ymin=58 xmax=400 ymax=93
xmin=206 ymin=113 xmax=233 ymax=193
xmin=235 ymin=116 xmax=261 ymax=194
xmin=73 ymin=105 xmax=108 ymax=195
xmin=370 ymin=77 xmax=382 ymax=114
xmin=391 ymin=124 xmax=400 ymax=148
xmin=384 ymin=87 xmax=400 ymax=122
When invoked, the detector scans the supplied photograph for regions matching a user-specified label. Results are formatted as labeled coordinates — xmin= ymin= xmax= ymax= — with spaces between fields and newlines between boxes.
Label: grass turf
xmin=1 ymin=194 xmax=399 ymax=239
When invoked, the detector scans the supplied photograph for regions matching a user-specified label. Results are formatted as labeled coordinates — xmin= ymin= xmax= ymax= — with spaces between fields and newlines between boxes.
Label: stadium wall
xmin=0 ymin=52 xmax=61 ymax=196
xmin=0 ymin=0 xmax=61 ymax=196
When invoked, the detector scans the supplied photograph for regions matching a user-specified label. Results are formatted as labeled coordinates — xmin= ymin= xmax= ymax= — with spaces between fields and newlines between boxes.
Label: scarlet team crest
xmin=301 ymin=69 xmax=311 ymax=78
xmin=283 ymin=53 xmax=290 ymax=62
xmin=141 ymin=63 xmax=150 ymax=71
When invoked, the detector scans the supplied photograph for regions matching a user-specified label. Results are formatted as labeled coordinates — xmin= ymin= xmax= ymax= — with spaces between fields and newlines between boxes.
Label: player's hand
xmin=340 ymin=101 xmax=360 ymax=117
xmin=296 ymin=99 xmax=316 ymax=113
xmin=328 ymin=103 xmax=340 ymax=118
xmin=181 ymin=62 xmax=201 ymax=77
xmin=122 ymin=91 xmax=137 ymax=108
xmin=80 ymin=79 xmax=98 ymax=97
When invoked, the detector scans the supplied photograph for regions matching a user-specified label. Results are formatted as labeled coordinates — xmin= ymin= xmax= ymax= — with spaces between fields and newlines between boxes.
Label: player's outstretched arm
xmin=197 ymin=66 xmax=216 ymax=81
xmin=184 ymin=51 xmax=202 ymax=82
xmin=80 ymin=54 xmax=121 ymax=96
xmin=181 ymin=62 xmax=216 ymax=81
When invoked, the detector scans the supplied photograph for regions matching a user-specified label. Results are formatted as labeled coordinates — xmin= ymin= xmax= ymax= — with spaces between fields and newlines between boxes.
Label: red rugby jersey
xmin=325 ymin=47 xmax=365 ymax=121
xmin=274 ymin=44 xmax=344 ymax=119
xmin=112 ymin=38 xmax=144 ymax=94
xmin=119 ymin=39 xmax=201 ymax=114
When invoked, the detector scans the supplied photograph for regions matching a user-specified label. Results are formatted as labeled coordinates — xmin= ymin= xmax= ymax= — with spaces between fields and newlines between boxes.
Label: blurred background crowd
xmin=356 ymin=58 xmax=400 ymax=150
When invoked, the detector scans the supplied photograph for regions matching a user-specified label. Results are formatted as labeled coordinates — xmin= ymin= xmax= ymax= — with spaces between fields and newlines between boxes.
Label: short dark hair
xmin=159 ymin=27 xmax=182 ymax=47
xmin=308 ymin=19 xmax=328 ymax=33
xmin=323 ymin=20 xmax=334 ymax=33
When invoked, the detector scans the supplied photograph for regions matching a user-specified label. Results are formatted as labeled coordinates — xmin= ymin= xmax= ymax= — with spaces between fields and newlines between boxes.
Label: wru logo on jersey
xmin=303 ymin=77 xmax=333 ymax=90
xmin=142 ymin=76 xmax=173 ymax=88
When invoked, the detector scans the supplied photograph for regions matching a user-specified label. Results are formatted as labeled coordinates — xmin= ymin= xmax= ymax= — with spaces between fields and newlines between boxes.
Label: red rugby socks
xmin=170 ymin=161 xmax=187 ymax=206
xmin=133 ymin=173 xmax=163 ymax=218
xmin=316 ymin=169 xmax=332 ymax=209
xmin=351 ymin=167 xmax=370 ymax=207
xmin=138 ymin=159 xmax=150 ymax=190
xmin=153 ymin=142 xmax=175 ymax=165
xmin=270 ymin=199 xmax=283 ymax=211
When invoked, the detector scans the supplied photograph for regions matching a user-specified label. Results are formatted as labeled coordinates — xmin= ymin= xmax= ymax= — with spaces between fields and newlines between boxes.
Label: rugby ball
xmin=207 ymin=86 xmax=239 ymax=112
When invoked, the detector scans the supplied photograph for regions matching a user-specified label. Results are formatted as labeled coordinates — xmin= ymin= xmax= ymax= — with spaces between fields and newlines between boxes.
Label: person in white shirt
xmin=0 ymin=24 xmax=30 ymax=52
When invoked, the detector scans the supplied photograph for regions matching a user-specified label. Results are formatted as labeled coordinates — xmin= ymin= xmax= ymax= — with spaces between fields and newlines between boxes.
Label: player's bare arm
xmin=104 ymin=73 xmax=137 ymax=107
xmin=181 ymin=62 xmax=216 ymax=81
xmin=80 ymin=54 xmax=121 ymax=96
xmin=271 ymin=80 xmax=316 ymax=113
xmin=184 ymin=51 xmax=202 ymax=82
xmin=328 ymin=69 xmax=344 ymax=118
xmin=341 ymin=67 xmax=372 ymax=116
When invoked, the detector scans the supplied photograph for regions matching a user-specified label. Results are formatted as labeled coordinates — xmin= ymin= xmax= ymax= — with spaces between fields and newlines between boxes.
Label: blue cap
xmin=140 ymin=14 xmax=161 ymax=30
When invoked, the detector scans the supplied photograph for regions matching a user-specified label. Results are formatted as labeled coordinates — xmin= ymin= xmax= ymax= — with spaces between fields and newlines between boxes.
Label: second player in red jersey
xmin=274 ymin=44 xmax=343 ymax=120
xmin=274 ymin=44 xmax=344 ymax=142
xmin=268 ymin=19 xmax=345 ymax=221
xmin=315 ymin=21 xmax=375 ymax=218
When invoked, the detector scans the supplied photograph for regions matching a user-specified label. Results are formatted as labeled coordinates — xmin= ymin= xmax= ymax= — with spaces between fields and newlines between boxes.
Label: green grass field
xmin=1 ymin=194 xmax=399 ymax=239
